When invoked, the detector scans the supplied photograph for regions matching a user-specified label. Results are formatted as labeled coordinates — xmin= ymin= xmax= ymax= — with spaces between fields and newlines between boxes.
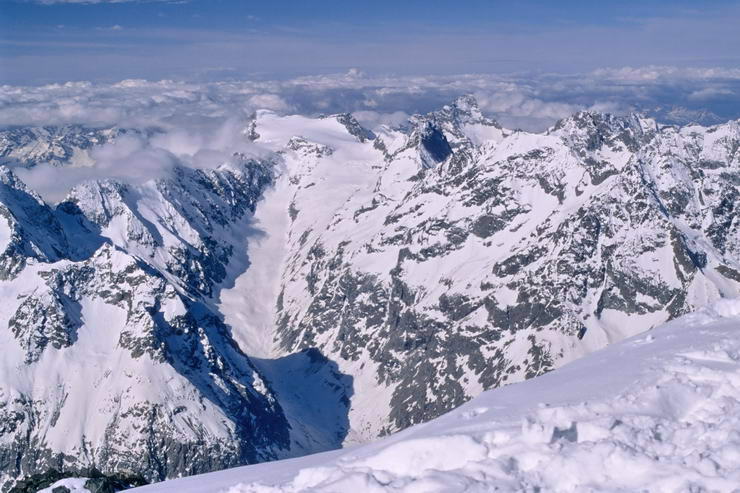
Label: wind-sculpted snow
xmin=0 ymin=96 xmax=739 ymax=490
xmin=132 ymin=299 xmax=740 ymax=493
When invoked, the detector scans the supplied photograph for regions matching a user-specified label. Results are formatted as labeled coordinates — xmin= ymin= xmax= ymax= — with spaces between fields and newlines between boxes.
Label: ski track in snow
xmin=135 ymin=299 xmax=740 ymax=493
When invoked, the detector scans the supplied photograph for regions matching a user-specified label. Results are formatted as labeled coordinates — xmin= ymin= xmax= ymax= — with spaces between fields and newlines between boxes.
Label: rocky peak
xmin=397 ymin=121 xmax=454 ymax=169
xmin=404 ymin=95 xmax=503 ymax=155
xmin=437 ymin=94 xmax=499 ymax=128
xmin=333 ymin=113 xmax=376 ymax=143
xmin=418 ymin=122 xmax=453 ymax=166
xmin=549 ymin=111 xmax=657 ymax=153
xmin=0 ymin=166 xmax=69 ymax=278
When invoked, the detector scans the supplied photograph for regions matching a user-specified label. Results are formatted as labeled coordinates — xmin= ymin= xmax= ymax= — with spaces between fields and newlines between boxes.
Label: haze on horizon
xmin=1 ymin=0 xmax=739 ymax=84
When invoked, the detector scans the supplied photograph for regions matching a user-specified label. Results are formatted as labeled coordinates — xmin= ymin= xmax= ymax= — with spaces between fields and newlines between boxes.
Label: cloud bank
xmin=2 ymin=67 xmax=739 ymax=131
xmin=2 ymin=66 xmax=739 ymax=201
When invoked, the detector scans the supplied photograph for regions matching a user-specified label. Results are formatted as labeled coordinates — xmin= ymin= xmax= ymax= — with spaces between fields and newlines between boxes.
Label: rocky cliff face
xmin=0 ymin=97 xmax=738 ymax=488
xmin=0 ymin=159 xmax=295 ymax=490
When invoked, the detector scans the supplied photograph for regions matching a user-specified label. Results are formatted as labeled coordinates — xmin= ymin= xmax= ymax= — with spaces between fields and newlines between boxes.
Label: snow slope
xmin=39 ymin=478 xmax=91 ymax=493
xmin=133 ymin=299 xmax=740 ymax=493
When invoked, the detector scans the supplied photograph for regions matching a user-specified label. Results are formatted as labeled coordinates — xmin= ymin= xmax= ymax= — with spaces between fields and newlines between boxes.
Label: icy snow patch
xmin=38 ymin=478 xmax=91 ymax=492
xmin=0 ymin=214 xmax=10 ymax=253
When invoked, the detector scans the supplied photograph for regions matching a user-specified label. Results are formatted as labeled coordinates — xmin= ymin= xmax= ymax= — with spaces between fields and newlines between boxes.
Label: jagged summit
xmin=548 ymin=110 xmax=658 ymax=152
xmin=332 ymin=113 xmax=376 ymax=143
xmin=404 ymin=95 xmax=504 ymax=152
xmin=0 ymin=166 xmax=69 ymax=277
xmin=437 ymin=94 xmax=500 ymax=128
xmin=417 ymin=121 xmax=453 ymax=166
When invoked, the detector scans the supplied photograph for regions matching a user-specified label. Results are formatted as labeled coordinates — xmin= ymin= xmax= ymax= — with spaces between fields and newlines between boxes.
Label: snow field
xmin=38 ymin=478 xmax=91 ymax=493
xmin=135 ymin=299 xmax=740 ymax=492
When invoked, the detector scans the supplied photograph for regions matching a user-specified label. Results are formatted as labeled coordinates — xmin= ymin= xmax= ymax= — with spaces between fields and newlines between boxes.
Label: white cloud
xmin=688 ymin=87 xmax=734 ymax=101
xmin=95 ymin=24 xmax=124 ymax=31
xmin=14 ymin=134 xmax=177 ymax=202
xmin=353 ymin=110 xmax=410 ymax=130
xmin=246 ymin=94 xmax=292 ymax=112
xmin=11 ymin=115 xmax=272 ymax=202
xmin=473 ymin=90 xmax=580 ymax=131
xmin=2 ymin=67 xmax=739 ymax=133
xmin=591 ymin=66 xmax=740 ymax=82
xmin=34 ymin=0 xmax=177 ymax=4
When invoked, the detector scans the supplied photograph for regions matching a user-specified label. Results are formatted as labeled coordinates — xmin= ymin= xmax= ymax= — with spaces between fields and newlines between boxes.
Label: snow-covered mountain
xmin=0 ymin=126 xmax=154 ymax=169
xmin=0 ymin=96 xmax=738 ymax=490
xmin=253 ymin=98 xmax=739 ymax=438
xmin=131 ymin=298 xmax=740 ymax=493
xmin=0 ymin=160 xmax=297 ymax=490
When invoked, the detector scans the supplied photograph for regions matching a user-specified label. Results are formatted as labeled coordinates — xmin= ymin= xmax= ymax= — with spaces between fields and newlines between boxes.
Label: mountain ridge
xmin=0 ymin=96 xmax=738 ymax=489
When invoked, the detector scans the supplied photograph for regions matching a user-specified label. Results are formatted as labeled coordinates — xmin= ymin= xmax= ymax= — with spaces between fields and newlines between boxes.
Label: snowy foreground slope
xmin=135 ymin=299 xmax=740 ymax=493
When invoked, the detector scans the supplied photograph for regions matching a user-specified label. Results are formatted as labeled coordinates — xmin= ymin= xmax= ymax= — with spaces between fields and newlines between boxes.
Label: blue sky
xmin=1 ymin=0 xmax=740 ymax=84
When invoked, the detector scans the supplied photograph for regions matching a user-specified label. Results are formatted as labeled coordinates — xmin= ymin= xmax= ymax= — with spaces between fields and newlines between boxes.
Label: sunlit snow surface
xmin=0 ymin=214 xmax=10 ymax=253
xmin=38 ymin=478 xmax=91 ymax=492
xmin=135 ymin=299 xmax=740 ymax=492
